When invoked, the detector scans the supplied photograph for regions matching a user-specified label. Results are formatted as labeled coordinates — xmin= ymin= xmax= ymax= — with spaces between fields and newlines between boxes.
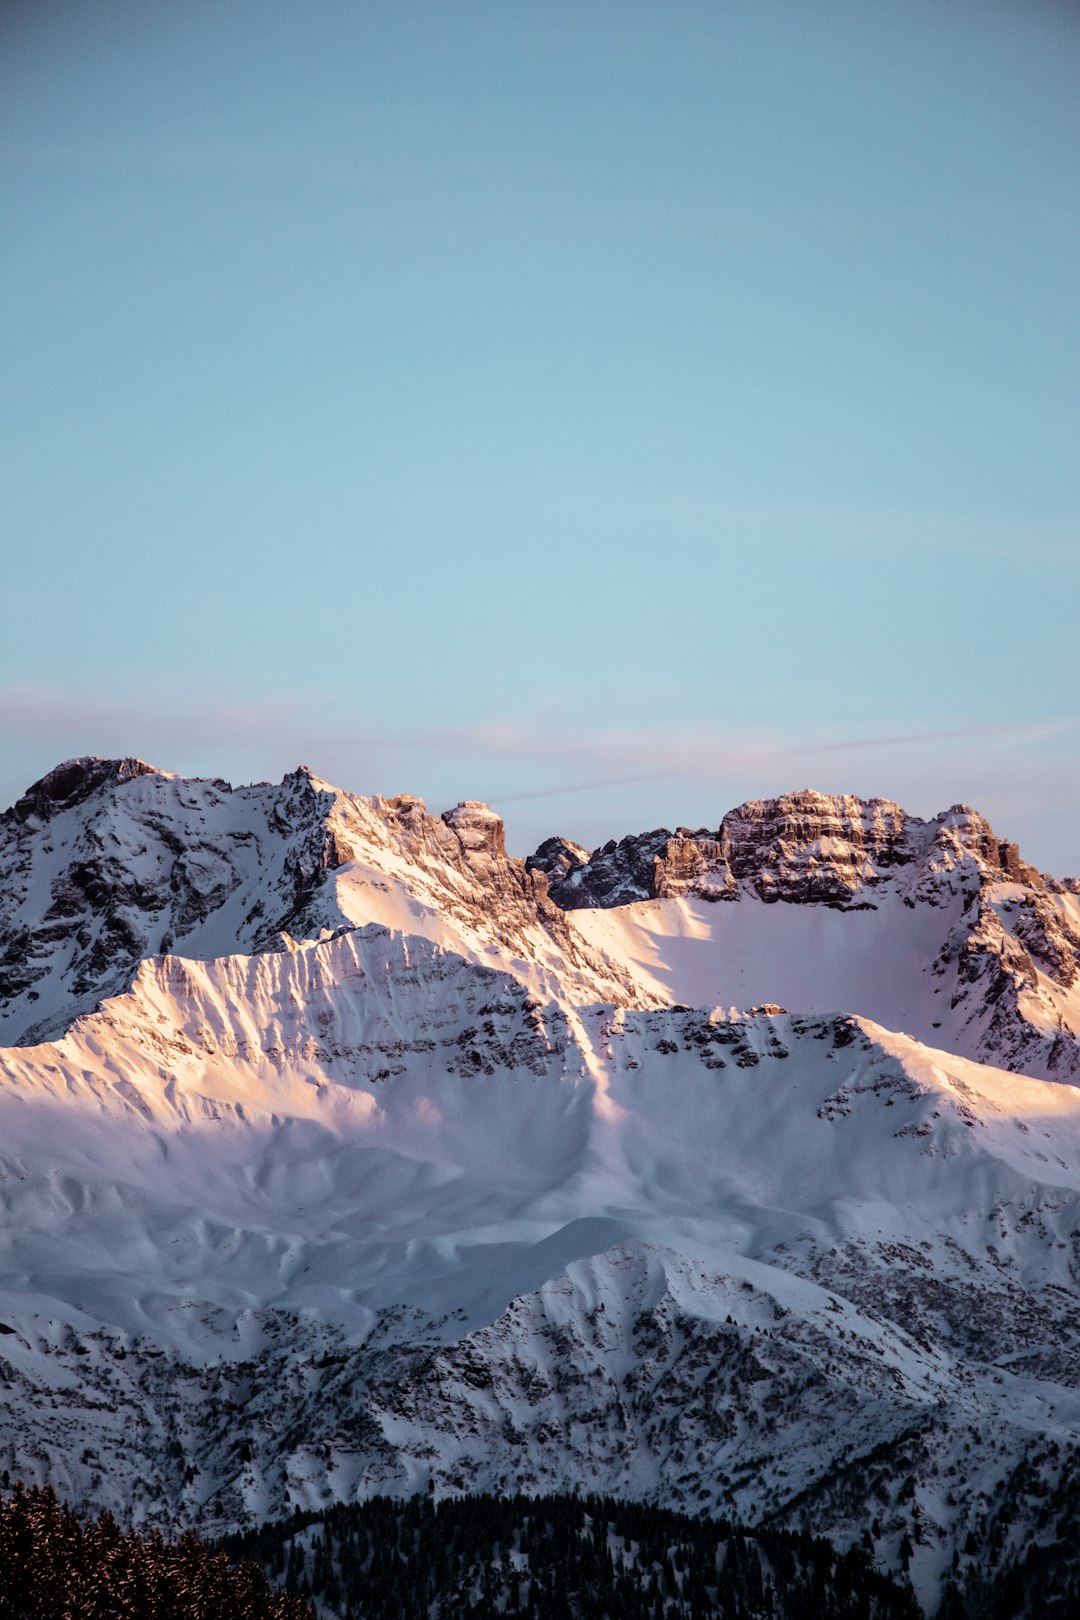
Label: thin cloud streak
xmin=796 ymin=725 xmax=1018 ymax=754
xmin=481 ymin=720 xmax=1078 ymax=805
xmin=1 ymin=687 xmax=1074 ymax=793
xmin=795 ymin=719 xmax=1077 ymax=754
xmin=493 ymin=772 xmax=676 ymax=805
xmin=1 ymin=685 xmax=1077 ymax=871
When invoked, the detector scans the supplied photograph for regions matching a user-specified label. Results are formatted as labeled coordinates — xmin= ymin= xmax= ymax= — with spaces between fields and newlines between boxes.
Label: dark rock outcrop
xmin=530 ymin=789 xmax=1079 ymax=1082
xmin=2 ymin=756 xmax=162 ymax=827
xmin=0 ymin=760 xmax=637 ymax=1046
xmin=534 ymin=790 xmax=1049 ymax=911
xmin=2 ymin=764 xmax=1076 ymax=1081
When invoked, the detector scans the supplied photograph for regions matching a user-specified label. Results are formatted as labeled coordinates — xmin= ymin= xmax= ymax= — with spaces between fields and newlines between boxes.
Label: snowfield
xmin=570 ymin=891 xmax=964 ymax=1041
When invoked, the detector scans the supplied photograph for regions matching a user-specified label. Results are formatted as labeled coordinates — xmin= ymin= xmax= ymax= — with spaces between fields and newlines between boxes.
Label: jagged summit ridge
xmin=0 ymin=757 xmax=636 ymax=1046
xmin=1 ymin=761 xmax=1078 ymax=1081
xmin=531 ymin=788 xmax=1080 ymax=1083
xmin=2 ymin=755 xmax=167 ymax=825
xmin=528 ymin=786 xmax=1045 ymax=910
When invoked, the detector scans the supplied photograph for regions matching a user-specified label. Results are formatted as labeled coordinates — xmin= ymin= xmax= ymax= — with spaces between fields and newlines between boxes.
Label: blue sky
xmin=2 ymin=0 xmax=1078 ymax=869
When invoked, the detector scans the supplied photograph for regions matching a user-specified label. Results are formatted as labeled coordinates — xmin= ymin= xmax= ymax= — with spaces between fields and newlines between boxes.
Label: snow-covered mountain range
xmin=2 ymin=757 xmax=1080 ymax=1613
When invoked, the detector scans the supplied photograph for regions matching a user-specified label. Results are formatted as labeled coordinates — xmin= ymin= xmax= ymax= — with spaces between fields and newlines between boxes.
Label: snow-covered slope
xmin=569 ymin=883 xmax=1080 ymax=1082
xmin=0 ymin=757 xmax=636 ymax=1046
xmin=2 ymin=760 xmax=1080 ymax=1614
xmin=536 ymin=789 xmax=1080 ymax=1083
xmin=5 ymin=765 xmax=1077 ymax=1079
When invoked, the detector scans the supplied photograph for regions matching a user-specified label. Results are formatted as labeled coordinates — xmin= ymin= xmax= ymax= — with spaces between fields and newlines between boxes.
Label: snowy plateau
xmin=2 ymin=756 xmax=1080 ymax=1613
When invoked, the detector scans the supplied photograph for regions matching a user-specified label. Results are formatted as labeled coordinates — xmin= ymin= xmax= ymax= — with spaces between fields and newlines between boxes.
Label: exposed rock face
xmin=531 ymin=789 xmax=1080 ymax=1083
xmin=532 ymin=790 xmax=1046 ymax=911
xmin=2 ymin=756 xmax=161 ymax=825
xmin=2 ymin=765 xmax=1077 ymax=1079
xmin=526 ymin=836 xmax=590 ymax=892
xmin=0 ymin=762 xmax=351 ymax=1044
xmin=725 ymin=793 xmax=913 ymax=903
xmin=0 ymin=760 xmax=636 ymax=1046
xmin=441 ymin=799 xmax=506 ymax=858
xmin=651 ymin=831 xmax=730 ymax=900
xmin=528 ymin=828 xmax=674 ymax=907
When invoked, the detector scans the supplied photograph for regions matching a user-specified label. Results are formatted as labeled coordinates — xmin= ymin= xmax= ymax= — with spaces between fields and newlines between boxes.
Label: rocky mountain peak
xmin=280 ymin=762 xmax=341 ymax=799
xmin=0 ymin=761 xmax=644 ymax=1046
xmin=441 ymin=801 xmax=506 ymax=859
xmin=720 ymin=789 xmax=916 ymax=903
xmin=0 ymin=761 xmax=349 ymax=1044
xmin=526 ymin=836 xmax=592 ymax=890
xmin=929 ymin=803 xmax=1039 ymax=885
xmin=2 ymin=755 xmax=165 ymax=827
xmin=533 ymin=789 xmax=1046 ymax=911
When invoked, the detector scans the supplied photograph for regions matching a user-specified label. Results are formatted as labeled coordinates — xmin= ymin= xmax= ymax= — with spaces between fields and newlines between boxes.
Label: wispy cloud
xmin=481 ymin=720 xmax=1078 ymax=805
xmin=793 ymin=718 xmax=1076 ymax=754
xmin=0 ymin=683 xmax=311 ymax=751
xmin=1 ymin=684 xmax=1077 ymax=870
xmin=493 ymin=771 xmax=676 ymax=805
xmin=1 ymin=684 xmax=1073 ymax=789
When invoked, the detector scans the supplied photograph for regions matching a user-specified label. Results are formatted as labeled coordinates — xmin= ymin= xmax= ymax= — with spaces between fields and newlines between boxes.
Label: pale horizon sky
xmin=2 ymin=1 xmax=1078 ymax=870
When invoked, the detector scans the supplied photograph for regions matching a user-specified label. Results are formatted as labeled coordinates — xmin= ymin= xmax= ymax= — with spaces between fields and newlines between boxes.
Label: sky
xmin=1 ymin=0 xmax=1078 ymax=870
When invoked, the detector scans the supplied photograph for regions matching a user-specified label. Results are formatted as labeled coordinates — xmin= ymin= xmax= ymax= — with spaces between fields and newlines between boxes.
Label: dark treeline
xmin=17 ymin=1478 xmax=1080 ymax=1619
xmin=223 ymin=1489 xmax=919 ymax=1619
xmin=936 ymin=1446 xmax=1080 ymax=1620
xmin=0 ymin=1482 xmax=312 ymax=1619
